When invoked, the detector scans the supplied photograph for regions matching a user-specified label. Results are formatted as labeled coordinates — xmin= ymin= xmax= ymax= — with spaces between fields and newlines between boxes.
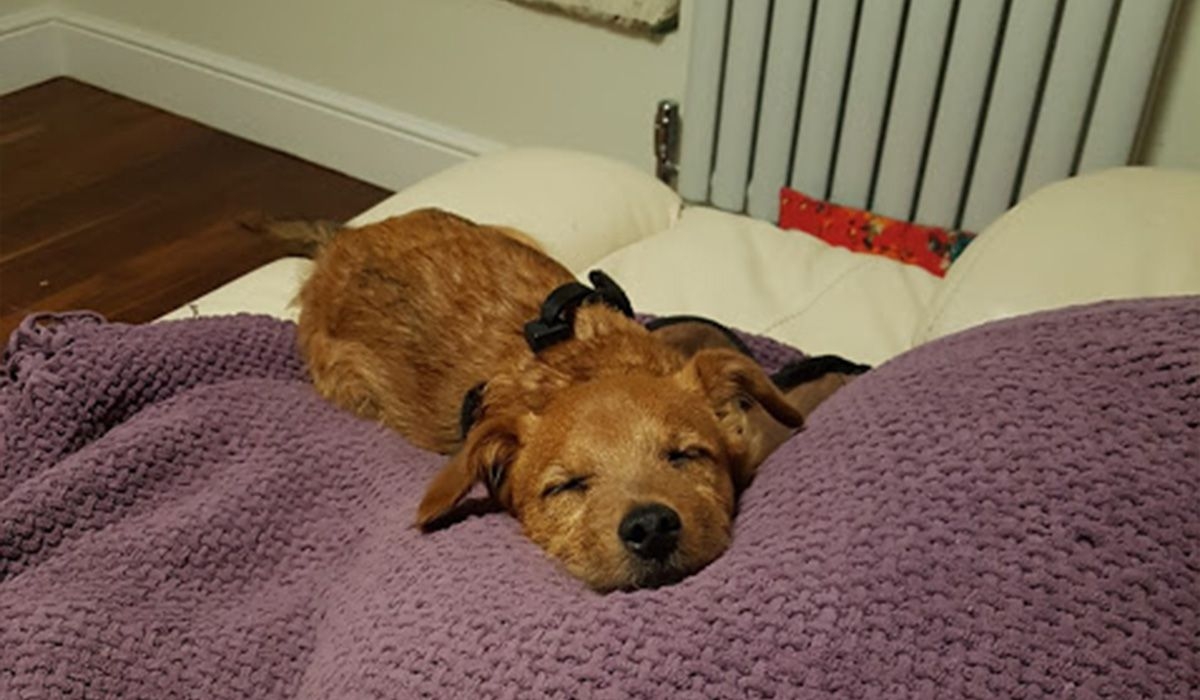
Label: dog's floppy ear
xmin=684 ymin=348 xmax=804 ymax=428
xmin=415 ymin=414 xmax=522 ymax=530
xmin=678 ymin=348 xmax=805 ymax=488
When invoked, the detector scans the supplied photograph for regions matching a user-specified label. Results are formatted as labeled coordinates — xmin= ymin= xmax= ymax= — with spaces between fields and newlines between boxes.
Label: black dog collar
xmin=522 ymin=270 xmax=634 ymax=353
xmin=460 ymin=271 xmax=635 ymax=439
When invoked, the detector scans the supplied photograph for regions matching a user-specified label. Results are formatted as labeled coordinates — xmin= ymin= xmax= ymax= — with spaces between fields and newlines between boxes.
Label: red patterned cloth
xmin=779 ymin=187 xmax=976 ymax=277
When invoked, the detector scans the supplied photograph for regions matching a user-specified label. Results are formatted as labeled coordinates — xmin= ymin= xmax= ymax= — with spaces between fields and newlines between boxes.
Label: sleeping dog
xmin=279 ymin=208 xmax=854 ymax=590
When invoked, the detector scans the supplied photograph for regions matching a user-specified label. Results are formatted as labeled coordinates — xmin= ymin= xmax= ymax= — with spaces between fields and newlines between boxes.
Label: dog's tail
xmin=243 ymin=218 xmax=345 ymax=258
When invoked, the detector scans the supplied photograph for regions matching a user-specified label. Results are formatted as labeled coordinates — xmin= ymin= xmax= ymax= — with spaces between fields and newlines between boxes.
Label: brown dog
xmin=285 ymin=208 xmax=805 ymax=590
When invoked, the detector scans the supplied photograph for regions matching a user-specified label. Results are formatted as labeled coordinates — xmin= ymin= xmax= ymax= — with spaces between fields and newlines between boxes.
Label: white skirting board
xmin=0 ymin=7 xmax=502 ymax=191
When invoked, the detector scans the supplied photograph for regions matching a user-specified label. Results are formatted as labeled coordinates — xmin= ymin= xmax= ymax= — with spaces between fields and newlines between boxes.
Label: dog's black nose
xmin=619 ymin=503 xmax=681 ymax=560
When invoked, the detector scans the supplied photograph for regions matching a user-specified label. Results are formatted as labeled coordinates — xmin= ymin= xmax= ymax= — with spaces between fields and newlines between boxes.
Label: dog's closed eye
xmin=665 ymin=447 xmax=712 ymax=468
xmin=541 ymin=475 xmax=590 ymax=498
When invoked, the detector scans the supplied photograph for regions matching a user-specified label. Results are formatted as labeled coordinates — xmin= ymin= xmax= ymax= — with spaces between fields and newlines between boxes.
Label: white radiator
xmin=678 ymin=0 xmax=1176 ymax=232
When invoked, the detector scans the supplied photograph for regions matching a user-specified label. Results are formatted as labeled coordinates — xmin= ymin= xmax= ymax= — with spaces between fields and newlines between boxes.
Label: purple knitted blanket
xmin=2 ymin=298 xmax=1197 ymax=698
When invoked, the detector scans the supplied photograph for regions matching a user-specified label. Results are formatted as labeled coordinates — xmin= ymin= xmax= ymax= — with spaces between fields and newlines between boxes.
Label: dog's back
xmin=295 ymin=208 xmax=575 ymax=453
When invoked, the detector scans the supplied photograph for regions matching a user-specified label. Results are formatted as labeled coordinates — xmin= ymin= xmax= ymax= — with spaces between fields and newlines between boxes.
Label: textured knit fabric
xmin=1 ymin=298 xmax=1197 ymax=699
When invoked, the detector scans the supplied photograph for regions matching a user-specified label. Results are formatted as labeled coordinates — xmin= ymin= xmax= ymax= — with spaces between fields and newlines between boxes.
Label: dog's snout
xmin=619 ymin=503 xmax=681 ymax=560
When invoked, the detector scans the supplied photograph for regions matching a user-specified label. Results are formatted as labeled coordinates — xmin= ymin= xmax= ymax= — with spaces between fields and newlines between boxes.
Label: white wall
xmin=3 ymin=0 xmax=1194 ymax=176
xmin=50 ymin=0 xmax=691 ymax=174
xmin=0 ymin=0 xmax=50 ymax=13
xmin=1140 ymin=0 xmax=1200 ymax=170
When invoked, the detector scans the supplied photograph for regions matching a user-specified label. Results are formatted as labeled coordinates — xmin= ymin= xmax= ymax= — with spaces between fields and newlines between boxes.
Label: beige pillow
xmin=594 ymin=206 xmax=940 ymax=365
xmin=350 ymin=148 xmax=682 ymax=272
xmin=915 ymin=167 xmax=1200 ymax=344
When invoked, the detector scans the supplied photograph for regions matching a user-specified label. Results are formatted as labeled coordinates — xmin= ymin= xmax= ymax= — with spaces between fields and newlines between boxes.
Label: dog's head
xmin=415 ymin=347 xmax=803 ymax=591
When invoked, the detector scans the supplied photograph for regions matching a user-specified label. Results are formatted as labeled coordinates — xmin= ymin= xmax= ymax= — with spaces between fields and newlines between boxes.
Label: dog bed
xmin=2 ymin=297 xmax=1197 ymax=698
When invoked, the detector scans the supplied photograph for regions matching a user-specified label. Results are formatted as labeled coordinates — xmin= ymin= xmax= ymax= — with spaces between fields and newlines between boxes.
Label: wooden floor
xmin=0 ymin=78 xmax=390 ymax=340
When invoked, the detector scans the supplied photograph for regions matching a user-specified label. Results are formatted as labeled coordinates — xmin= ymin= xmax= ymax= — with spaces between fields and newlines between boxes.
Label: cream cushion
xmin=592 ymin=207 xmax=939 ymax=366
xmin=916 ymin=167 xmax=1200 ymax=343
xmin=162 ymin=257 xmax=310 ymax=323
xmin=348 ymin=147 xmax=682 ymax=271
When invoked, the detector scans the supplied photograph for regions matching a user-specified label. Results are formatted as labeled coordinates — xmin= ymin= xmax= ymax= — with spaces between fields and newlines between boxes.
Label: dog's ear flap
xmin=684 ymin=348 xmax=805 ymax=429
xmin=415 ymin=415 xmax=521 ymax=530
xmin=678 ymin=348 xmax=805 ymax=489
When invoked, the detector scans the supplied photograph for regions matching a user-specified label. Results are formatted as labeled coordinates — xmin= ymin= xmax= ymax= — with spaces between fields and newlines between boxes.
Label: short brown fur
xmin=296 ymin=208 xmax=576 ymax=454
xmin=292 ymin=208 xmax=805 ymax=590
